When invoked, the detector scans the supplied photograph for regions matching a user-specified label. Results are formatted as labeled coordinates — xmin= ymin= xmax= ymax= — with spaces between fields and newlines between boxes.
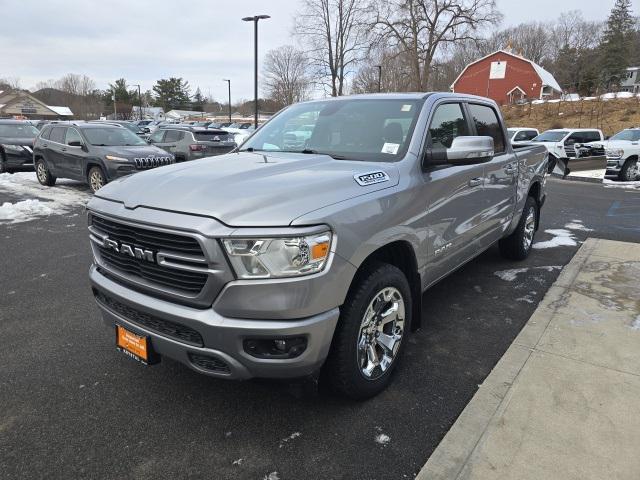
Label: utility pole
xmin=376 ymin=65 xmax=382 ymax=93
xmin=223 ymin=79 xmax=232 ymax=123
xmin=112 ymin=90 xmax=117 ymax=119
xmin=242 ymin=15 xmax=270 ymax=129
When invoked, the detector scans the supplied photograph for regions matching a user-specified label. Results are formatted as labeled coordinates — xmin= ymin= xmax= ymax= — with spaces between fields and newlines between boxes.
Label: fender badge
xmin=354 ymin=171 xmax=390 ymax=186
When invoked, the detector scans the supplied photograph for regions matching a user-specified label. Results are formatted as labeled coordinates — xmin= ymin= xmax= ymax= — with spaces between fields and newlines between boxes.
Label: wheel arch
xmin=347 ymin=240 xmax=422 ymax=331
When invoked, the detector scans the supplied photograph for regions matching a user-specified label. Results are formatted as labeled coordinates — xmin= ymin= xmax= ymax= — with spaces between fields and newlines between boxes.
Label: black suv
xmin=148 ymin=125 xmax=236 ymax=162
xmin=33 ymin=123 xmax=174 ymax=193
xmin=0 ymin=120 xmax=40 ymax=173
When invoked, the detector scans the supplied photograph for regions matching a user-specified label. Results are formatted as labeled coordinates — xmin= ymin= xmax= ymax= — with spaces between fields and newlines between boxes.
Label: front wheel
xmin=620 ymin=157 xmax=640 ymax=182
xmin=322 ymin=262 xmax=412 ymax=399
xmin=35 ymin=158 xmax=56 ymax=186
xmin=499 ymin=196 xmax=538 ymax=260
xmin=88 ymin=166 xmax=107 ymax=193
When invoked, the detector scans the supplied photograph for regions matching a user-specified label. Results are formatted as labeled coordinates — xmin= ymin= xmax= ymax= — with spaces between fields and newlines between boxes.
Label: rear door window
xmin=427 ymin=103 xmax=469 ymax=149
xmin=164 ymin=130 xmax=182 ymax=142
xmin=584 ymin=131 xmax=601 ymax=142
xmin=467 ymin=104 xmax=505 ymax=153
xmin=49 ymin=127 xmax=67 ymax=144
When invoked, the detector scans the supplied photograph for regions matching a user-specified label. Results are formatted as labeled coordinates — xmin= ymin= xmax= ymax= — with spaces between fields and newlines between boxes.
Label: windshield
xmin=120 ymin=122 xmax=143 ymax=134
xmin=610 ymin=130 xmax=640 ymax=141
xmin=81 ymin=127 xmax=147 ymax=146
xmin=0 ymin=124 xmax=40 ymax=138
xmin=532 ymin=131 xmax=568 ymax=142
xmin=241 ymin=98 xmax=424 ymax=162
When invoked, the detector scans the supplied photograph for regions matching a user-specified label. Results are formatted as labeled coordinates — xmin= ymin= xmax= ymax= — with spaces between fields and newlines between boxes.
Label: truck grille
xmin=90 ymin=215 xmax=208 ymax=296
xmin=590 ymin=145 xmax=605 ymax=156
xmin=134 ymin=156 xmax=174 ymax=169
xmin=94 ymin=290 xmax=204 ymax=346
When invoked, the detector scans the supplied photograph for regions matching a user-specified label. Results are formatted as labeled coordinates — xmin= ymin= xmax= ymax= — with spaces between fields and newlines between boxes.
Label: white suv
xmin=507 ymin=128 xmax=539 ymax=147
xmin=531 ymin=129 xmax=604 ymax=160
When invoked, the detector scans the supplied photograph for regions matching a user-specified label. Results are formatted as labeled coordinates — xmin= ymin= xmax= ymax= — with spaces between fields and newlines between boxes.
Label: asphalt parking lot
xmin=1 ymin=174 xmax=639 ymax=480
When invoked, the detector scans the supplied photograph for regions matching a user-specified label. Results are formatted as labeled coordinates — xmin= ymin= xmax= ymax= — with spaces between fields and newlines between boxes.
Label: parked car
xmin=591 ymin=128 xmax=640 ymax=181
xmin=506 ymin=128 xmax=539 ymax=147
xmin=148 ymin=125 xmax=236 ymax=162
xmin=88 ymin=120 xmax=150 ymax=138
xmin=0 ymin=120 xmax=39 ymax=173
xmin=531 ymin=128 xmax=604 ymax=160
xmin=33 ymin=123 xmax=174 ymax=193
xmin=86 ymin=92 xmax=549 ymax=399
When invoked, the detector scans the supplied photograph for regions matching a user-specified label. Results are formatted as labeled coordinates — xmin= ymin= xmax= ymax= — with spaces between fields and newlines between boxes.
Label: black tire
xmin=35 ymin=158 xmax=56 ymax=186
xmin=620 ymin=157 xmax=640 ymax=182
xmin=322 ymin=261 xmax=412 ymax=400
xmin=0 ymin=152 xmax=9 ymax=174
xmin=88 ymin=166 xmax=107 ymax=193
xmin=499 ymin=196 xmax=538 ymax=260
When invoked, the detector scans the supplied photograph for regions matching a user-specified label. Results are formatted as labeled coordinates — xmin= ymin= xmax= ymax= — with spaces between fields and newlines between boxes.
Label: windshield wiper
xmin=239 ymin=147 xmax=265 ymax=152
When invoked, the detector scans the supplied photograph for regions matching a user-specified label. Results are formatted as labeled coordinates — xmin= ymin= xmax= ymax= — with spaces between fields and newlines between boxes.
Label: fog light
xmin=243 ymin=337 xmax=307 ymax=359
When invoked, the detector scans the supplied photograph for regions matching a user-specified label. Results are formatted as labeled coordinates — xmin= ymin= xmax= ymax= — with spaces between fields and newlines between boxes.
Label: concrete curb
xmin=551 ymin=172 xmax=603 ymax=184
xmin=415 ymin=238 xmax=638 ymax=480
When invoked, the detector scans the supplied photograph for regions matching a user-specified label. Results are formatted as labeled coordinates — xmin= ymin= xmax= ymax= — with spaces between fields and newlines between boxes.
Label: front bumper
xmin=4 ymin=148 xmax=34 ymax=169
xmin=90 ymin=265 xmax=340 ymax=379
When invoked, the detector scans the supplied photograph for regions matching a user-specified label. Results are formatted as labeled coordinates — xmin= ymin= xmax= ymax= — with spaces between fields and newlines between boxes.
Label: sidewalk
xmin=417 ymin=238 xmax=640 ymax=480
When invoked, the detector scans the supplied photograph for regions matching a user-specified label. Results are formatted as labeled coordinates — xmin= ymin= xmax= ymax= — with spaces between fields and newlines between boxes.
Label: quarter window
xmin=468 ymin=104 xmax=505 ymax=153
xmin=149 ymin=130 xmax=165 ymax=143
xmin=428 ymin=103 xmax=469 ymax=149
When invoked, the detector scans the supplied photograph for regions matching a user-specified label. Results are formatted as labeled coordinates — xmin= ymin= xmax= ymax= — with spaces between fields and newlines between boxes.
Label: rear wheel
xmin=620 ymin=157 xmax=640 ymax=182
xmin=88 ymin=166 xmax=106 ymax=193
xmin=0 ymin=152 xmax=10 ymax=174
xmin=322 ymin=262 xmax=412 ymax=400
xmin=35 ymin=158 xmax=56 ymax=186
xmin=499 ymin=196 xmax=538 ymax=260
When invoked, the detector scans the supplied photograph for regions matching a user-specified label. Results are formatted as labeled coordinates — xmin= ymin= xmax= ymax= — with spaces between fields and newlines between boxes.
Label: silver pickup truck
xmin=87 ymin=93 xmax=548 ymax=399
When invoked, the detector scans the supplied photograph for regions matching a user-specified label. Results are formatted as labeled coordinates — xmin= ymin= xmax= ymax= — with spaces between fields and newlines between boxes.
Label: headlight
xmin=605 ymin=148 xmax=623 ymax=158
xmin=1 ymin=144 xmax=24 ymax=152
xmin=104 ymin=155 xmax=129 ymax=162
xmin=223 ymin=231 xmax=332 ymax=279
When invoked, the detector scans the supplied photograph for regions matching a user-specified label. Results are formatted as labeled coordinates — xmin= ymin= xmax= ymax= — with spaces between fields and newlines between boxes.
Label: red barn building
xmin=451 ymin=50 xmax=562 ymax=105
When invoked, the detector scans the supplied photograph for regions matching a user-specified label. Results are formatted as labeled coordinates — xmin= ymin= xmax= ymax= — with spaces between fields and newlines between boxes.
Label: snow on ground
xmin=278 ymin=431 xmax=301 ymax=448
xmin=603 ymin=179 xmax=640 ymax=190
xmin=630 ymin=316 xmax=640 ymax=331
xmin=494 ymin=266 xmax=562 ymax=282
xmin=263 ymin=472 xmax=280 ymax=480
xmin=0 ymin=172 xmax=90 ymax=223
xmin=564 ymin=220 xmax=593 ymax=232
xmin=375 ymin=433 xmax=390 ymax=445
xmin=532 ymin=229 xmax=578 ymax=250
xmin=567 ymin=169 xmax=604 ymax=180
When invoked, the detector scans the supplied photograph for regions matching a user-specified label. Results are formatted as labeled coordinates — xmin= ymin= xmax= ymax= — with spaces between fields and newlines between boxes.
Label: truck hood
xmin=93 ymin=151 xmax=400 ymax=226
xmin=0 ymin=137 xmax=36 ymax=146
xmin=595 ymin=140 xmax=638 ymax=149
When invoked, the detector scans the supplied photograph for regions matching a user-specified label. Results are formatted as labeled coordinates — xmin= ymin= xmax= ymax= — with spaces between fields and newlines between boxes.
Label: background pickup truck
xmin=87 ymin=92 xmax=549 ymax=399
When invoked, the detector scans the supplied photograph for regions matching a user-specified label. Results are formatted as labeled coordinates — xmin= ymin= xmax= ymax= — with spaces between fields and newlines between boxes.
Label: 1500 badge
xmin=354 ymin=171 xmax=390 ymax=186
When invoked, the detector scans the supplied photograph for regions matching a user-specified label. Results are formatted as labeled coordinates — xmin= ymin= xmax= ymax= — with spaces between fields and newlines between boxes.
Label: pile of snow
xmin=375 ymin=433 xmax=390 ymax=445
xmin=603 ymin=179 xmax=640 ymax=190
xmin=564 ymin=220 xmax=593 ymax=232
xmin=0 ymin=172 xmax=90 ymax=223
xmin=494 ymin=266 xmax=562 ymax=282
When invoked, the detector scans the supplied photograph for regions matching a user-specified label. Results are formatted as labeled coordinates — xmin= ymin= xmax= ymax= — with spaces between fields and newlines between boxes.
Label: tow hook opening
xmin=243 ymin=337 xmax=308 ymax=359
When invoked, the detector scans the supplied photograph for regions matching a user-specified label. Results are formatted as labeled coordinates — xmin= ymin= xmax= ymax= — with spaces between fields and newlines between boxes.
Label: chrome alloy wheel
xmin=522 ymin=206 xmax=536 ymax=251
xmin=36 ymin=161 xmax=48 ymax=183
xmin=357 ymin=287 xmax=406 ymax=380
xmin=89 ymin=170 xmax=104 ymax=191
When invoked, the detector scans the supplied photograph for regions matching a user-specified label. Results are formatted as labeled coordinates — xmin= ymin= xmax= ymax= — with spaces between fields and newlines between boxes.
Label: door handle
xmin=504 ymin=164 xmax=517 ymax=174
xmin=468 ymin=177 xmax=483 ymax=187
xmin=61 ymin=147 xmax=67 ymax=152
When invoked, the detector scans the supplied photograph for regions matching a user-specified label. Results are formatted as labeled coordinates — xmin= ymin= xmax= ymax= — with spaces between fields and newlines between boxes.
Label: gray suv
xmin=87 ymin=93 xmax=548 ymax=399
xmin=33 ymin=123 xmax=174 ymax=193
xmin=148 ymin=125 xmax=236 ymax=162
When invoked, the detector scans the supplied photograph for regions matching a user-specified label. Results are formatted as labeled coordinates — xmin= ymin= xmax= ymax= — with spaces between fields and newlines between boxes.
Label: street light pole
xmin=112 ymin=90 xmax=117 ymax=119
xmin=223 ymin=79 xmax=231 ymax=123
xmin=376 ymin=65 xmax=382 ymax=93
xmin=132 ymin=84 xmax=142 ymax=120
xmin=242 ymin=15 xmax=270 ymax=129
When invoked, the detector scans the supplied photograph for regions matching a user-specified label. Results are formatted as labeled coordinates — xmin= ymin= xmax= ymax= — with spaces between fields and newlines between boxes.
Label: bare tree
xmin=371 ymin=0 xmax=502 ymax=90
xmin=263 ymin=45 xmax=311 ymax=108
xmin=295 ymin=0 xmax=371 ymax=96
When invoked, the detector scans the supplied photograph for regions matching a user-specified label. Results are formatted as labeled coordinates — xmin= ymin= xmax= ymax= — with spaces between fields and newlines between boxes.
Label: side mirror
xmin=446 ymin=136 xmax=494 ymax=166
xmin=68 ymin=141 xmax=83 ymax=147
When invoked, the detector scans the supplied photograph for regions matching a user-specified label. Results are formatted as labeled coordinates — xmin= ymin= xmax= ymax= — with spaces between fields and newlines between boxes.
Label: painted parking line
xmin=606 ymin=200 xmax=640 ymax=217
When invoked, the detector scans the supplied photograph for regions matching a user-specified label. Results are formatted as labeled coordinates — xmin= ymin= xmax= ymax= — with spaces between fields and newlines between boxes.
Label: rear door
xmin=422 ymin=102 xmax=490 ymax=284
xmin=162 ymin=129 xmax=183 ymax=158
xmin=63 ymin=127 xmax=85 ymax=179
xmin=467 ymin=102 xmax=518 ymax=246
xmin=47 ymin=126 xmax=67 ymax=174
xmin=148 ymin=129 xmax=168 ymax=152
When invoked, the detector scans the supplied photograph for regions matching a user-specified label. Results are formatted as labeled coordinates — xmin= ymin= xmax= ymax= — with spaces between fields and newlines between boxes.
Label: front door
xmin=422 ymin=102 xmax=489 ymax=285
xmin=46 ymin=126 xmax=67 ymax=175
xmin=63 ymin=127 xmax=86 ymax=179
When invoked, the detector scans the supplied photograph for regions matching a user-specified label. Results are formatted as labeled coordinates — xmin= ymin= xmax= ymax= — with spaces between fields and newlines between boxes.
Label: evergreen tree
xmin=152 ymin=78 xmax=191 ymax=110
xmin=600 ymin=0 xmax=635 ymax=88
xmin=191 ymin=87 xmax=204 ymax=112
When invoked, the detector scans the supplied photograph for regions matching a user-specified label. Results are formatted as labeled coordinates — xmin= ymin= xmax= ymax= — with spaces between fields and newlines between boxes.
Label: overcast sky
xmin=0 ymin=0 xmax=637 ymax=102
